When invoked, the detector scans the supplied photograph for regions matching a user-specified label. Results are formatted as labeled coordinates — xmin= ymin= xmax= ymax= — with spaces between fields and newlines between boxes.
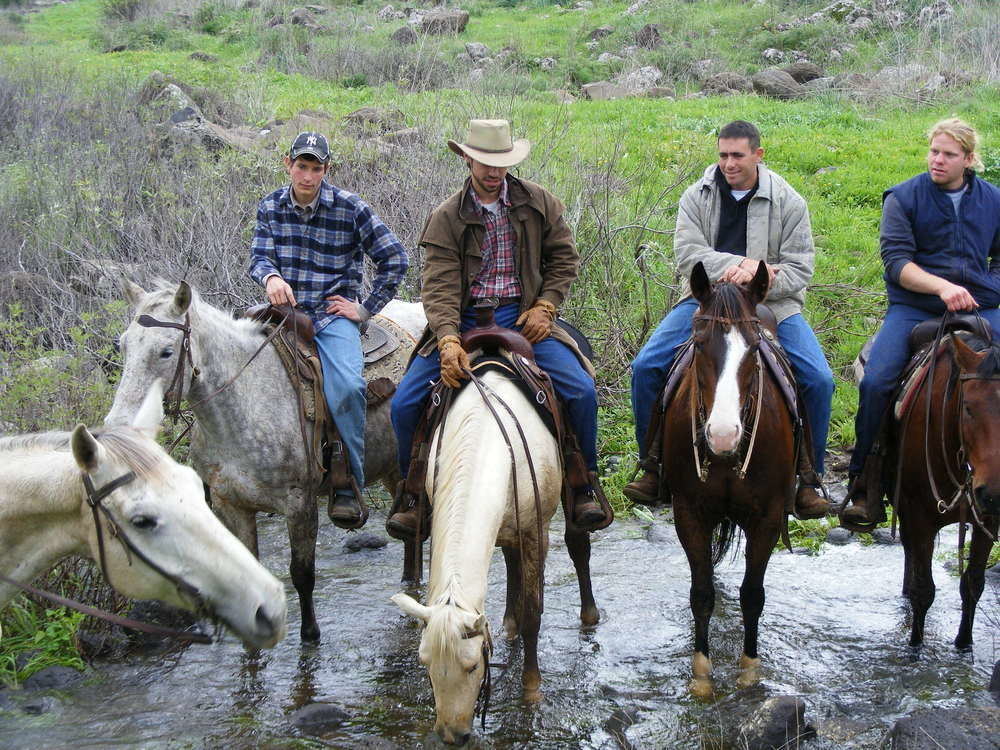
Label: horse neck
xmin=426 ymin=382 xmax=518 ymax=612
xmin=0 ymin=448 xmax=88 ymax=608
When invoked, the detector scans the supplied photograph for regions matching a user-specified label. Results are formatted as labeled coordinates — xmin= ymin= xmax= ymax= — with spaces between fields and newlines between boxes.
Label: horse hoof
xmin=523 ymin=687 xmax=543 ymax=703
xmin=688 ymin=677 xmax=713 ymax=700
xmin=580 ymin=605 xmax=600 ymax=626
xmin=736 ymin=655 xmax=761 ymax=689
xmin=502 ymin=617 xmax=518 ymax=641
xmin=301 ymin=625 xmax=321 ymax=643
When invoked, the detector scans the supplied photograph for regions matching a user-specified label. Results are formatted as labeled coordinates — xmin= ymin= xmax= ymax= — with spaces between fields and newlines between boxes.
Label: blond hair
xmin=927 ymin=117 xmax=984 ymax=171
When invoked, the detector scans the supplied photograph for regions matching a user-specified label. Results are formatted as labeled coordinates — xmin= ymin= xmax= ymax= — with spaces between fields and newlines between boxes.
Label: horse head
xmin=952 ymin=335 xmax=1000 ymax=516
xmin=81 ymin=382 xmax=287 ymax=648
xmin=689 ymin=261 xmax=769 ymax=456
xmin=392 ymin=592 xmax=489 ymax=746
xmin=106 ymin=279 xmax=199 ymax=426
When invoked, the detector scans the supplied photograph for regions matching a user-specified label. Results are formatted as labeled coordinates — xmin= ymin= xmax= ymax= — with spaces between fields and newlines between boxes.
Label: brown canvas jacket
xmin=415 ymin=174 xmax=594 ymax=376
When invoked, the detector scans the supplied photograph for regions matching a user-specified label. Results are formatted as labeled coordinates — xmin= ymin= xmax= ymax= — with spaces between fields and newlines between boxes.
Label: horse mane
xmin=702 ymin=282 xmax=755 ymax=336
xmin=423 ymin=578 xmax=477 ymax=665
xmin=0 ymin=426 xmax=168 ymax=479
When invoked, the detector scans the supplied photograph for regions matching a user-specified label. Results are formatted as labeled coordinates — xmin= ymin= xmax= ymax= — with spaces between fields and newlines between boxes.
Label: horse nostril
xmin=255 ymin=606 xmax=276 ymax=639
xmin=454 ymin=732 xmax=471 ymax=746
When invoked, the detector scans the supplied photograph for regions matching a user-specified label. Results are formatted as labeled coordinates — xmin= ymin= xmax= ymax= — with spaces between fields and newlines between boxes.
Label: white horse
xmin=392 ymin=366 xmax=563 ymax=745
xmin=0 ymin=382 xmax=287 ymax=649
xmin=106 ymin=280 xmax=425 ymax=642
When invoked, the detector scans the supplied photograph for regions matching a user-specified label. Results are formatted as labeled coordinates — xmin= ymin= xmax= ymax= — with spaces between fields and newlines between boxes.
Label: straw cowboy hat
xmin=447 ymin=119 xmax=531 ymax=168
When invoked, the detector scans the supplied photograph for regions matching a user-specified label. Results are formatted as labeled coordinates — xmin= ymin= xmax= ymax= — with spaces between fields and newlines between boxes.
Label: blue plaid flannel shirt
xmin=249 ymin=181 xmax=409 ymax=333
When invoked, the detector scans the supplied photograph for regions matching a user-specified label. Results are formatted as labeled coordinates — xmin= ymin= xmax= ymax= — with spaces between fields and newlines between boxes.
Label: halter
xmin=136 ymin=313 xmax=198 ymax=423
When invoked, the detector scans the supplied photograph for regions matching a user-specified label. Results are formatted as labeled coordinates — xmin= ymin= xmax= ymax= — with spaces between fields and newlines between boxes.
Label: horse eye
xmin=130 ymin=515 xmax=158 ymax=530
xmin=159 ymin=347 xmax=174 ymax=359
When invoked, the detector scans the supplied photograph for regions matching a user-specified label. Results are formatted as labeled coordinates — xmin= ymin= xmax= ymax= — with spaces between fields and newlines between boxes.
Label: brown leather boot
xmin=623 ymin=469 xmax=664 ymax=507
xmin=328 ymin=491 xmax=364 ymax=529
xmin=793 ymin=481 xmax=829 ymax=519
xmin=572 ymin=487 xmax=606 ymax=530
xmin=840 ymin=474 xmax=871 ymax=525
xmin=386 ymin=493 xmax=429 ymax=541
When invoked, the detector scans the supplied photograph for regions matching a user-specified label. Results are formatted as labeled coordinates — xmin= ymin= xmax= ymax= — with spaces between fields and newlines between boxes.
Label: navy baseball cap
xmin=289 ymin=131 xmax=330 ymax=163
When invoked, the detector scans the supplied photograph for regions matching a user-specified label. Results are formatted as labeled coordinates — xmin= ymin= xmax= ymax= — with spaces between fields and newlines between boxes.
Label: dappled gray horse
xmin=106 ymin=280 xmax=425 ymax=642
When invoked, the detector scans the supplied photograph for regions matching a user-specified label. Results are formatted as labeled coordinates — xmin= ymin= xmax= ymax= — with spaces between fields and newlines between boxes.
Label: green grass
xmin=0 ymin=602 xmax=85 ymax=688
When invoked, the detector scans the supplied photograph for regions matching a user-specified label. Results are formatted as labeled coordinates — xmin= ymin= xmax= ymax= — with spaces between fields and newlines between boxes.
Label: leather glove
xmin=515 ymin=299 xmax=557 ymax=343
xmin=438 ymin=335 xmax=470 ymax=388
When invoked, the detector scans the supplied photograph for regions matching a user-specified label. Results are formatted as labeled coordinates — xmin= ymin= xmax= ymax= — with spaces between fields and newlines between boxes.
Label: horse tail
xmin=711 ymin=519 xmax=738 ymax=566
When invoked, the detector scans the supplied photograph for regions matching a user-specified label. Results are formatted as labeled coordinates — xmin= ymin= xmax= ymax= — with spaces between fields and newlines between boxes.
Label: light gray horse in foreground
xmin=106 ymin=280 xmax=426 ymax=642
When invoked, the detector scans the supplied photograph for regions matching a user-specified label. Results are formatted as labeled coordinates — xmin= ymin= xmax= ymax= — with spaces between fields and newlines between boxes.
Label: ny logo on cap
xmin=306 ymin=136 xmax=317 ymax=146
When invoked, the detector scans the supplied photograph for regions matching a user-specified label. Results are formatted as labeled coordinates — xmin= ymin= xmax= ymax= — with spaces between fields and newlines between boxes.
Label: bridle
xmin=0 ymin=470 xmax=213 ymax=644
xmin=689 ymin=311 xmax=765 ymax=480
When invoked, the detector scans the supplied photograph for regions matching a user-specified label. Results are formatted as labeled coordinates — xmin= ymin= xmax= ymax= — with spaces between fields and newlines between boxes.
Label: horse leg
xmin=736 ymin=520 xmax=780 ymax=690
xmin=401 ymin=537 xmax=422 ymax=584
xmin=518 ymin=548 xmax=545 ymax=704
xmin=286 ymin=498 xmax=320 ymax=643
xmin=213 ymin=498 xmax=259 ymax=558
xmin=955 ymin=524 xmax=995 ymax=649
xmin=901 ymin=520 xmax=935 ymax=649
xmin=501 ymin=545 xmax=521 ymax=641
xmin=564 ymin=527 xmax=599 ymax=626
xmin=674 ymin=504 xmax=715 ymax=698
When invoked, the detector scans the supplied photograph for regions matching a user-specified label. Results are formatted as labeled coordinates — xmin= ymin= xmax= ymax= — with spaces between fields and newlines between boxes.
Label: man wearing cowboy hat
xmin=387 ymin=119 xmax=607 ymax=537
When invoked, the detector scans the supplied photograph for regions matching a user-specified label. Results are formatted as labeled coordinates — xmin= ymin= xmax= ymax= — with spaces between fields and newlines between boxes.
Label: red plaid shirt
xmin=469 ymin=180 xmax=522 ymax=301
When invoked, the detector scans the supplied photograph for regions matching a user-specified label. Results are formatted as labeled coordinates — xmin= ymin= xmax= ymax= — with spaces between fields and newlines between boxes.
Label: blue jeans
xmin=314 ymin=317 xmax=366 ymax=489
xmin=631 ymin=298 xmax=835 ymax=473
xmin=391 ymin=303 xmax=598 ymax=477
xmin=849 ymin=303 xmax=1000 ymax=475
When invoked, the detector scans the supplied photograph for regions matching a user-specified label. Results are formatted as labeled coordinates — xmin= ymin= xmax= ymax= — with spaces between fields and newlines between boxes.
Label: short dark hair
xmin=718 ymin=120 xmax=761 ymax=151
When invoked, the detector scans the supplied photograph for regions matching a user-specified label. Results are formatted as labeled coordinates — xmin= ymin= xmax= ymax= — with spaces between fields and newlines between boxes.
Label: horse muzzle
xmin=705 ymin=422 xmax=742 ymax=456
xmin=973 ymin=485 xmax=1000 ymax=517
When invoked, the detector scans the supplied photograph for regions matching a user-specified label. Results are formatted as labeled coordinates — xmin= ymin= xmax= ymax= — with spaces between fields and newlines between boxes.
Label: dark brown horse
xmin=888 ymin=330 xmax=1000 ymax=649
xmin=663 ymin=261 xmax=797 ymax=698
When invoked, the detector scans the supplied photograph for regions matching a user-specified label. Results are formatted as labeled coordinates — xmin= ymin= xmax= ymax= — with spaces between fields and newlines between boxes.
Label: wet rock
xmin=77 ymin=628 xmax=130 ymax=660
xmin=990 ymin=660 xmax=1000 ymax=697
xmin=419 ymin=10 xmax=469 ymax=35
xmin=826 ymin=527 xmax=852 ymax=545
xmin=752 ymin=68 xmax=806 ymax=99
xmin=871 ymin=528 xmax=897 ymax=545
xmin=291 ymin=702 xmax=350 ymax=734
xmin=344 ymin=532 xmax=389 ymax=552
xmin=985 ymin=563 xmax=1000 ymax=583
xmin=22 ymin=666 xmax=85 ymax=691
xmin=635 ymin=24 xmax=662 ymax=49
xmin=703 ymin=71 xmax=751 ymax=95
xmin=581 ymin=81 xmax=630 ymax=100
xmin=391 ymin=25 xmax=418 ymax=44
xmin=646 ymin=523 xmax=672 ymax=544
xmin=737 ymin=695 xmax=816 ymax=750
xmin=126 ymin=600 xmax=199 ymax=649
xmin=888 ymin=706 xmax=1000 ymax=749
xmin=0 ymin=690 xmax=14 ymax=711
xmin=20 ymin=696 xmax=57 ymax=715
xmin=783 ymin=61 xmax=824 ymax=83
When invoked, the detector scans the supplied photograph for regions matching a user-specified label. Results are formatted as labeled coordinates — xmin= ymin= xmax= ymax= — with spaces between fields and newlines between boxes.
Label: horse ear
xmin=747 ymin=260 xmax=769 ymax=306
xmin=71 ymin=424 xmax=106 ymax=473
xmin=173 ymin=281 xmax=193 ymax=315
xmin=471 ymin=613 xmax=487 ymax=635
xmin=391 ymin=593 xmax=431 ymax=625
xmin=690 ymin=262 xmax=711 ymax=304
xmin=123 ymin=278 xmax=147 ymax=307
xmin=952 ymin=334 xmax=983 ymax=373
xmin=131 ymin=381 xmax=165 ymax=438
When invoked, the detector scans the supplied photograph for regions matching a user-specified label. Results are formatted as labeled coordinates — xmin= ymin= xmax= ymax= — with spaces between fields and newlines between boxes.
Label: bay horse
xmin=664 ymin=261 xmax=796 ymax=698
xmin=886 ymin=328 xmax=1000 ymax=648
xmin=0 ymin=381 xmax=287 ymax=648
xmin=392 ymin=355 xmax=567 ymax=745
xmin=106 ymin=280 xmax=425 ymax=643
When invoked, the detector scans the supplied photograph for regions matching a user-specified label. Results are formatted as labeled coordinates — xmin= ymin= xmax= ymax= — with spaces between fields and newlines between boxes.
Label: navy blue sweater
xmin=880 ymin=171 xmax=1000 ymax=313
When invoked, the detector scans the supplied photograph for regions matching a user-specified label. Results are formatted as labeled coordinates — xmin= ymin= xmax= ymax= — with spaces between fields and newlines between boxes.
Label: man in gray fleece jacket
xmin=627 ymin=120 xmax=834 ymax=519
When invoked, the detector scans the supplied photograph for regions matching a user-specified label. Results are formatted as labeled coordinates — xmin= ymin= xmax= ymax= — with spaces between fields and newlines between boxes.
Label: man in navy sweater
xmin=842 ymin=118 xmax=1000 ymax=528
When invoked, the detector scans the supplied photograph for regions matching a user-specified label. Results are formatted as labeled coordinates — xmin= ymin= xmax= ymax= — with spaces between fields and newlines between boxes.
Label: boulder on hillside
xmin=420 ymin=10 xmax=468 ymax=35
xmin=615 ymin=65 xmax=662 ymax=91
xmin=587 ymin=25 xmax=614 ymax=41
xmin=188 ymin=51 xmax=218 ymax=63
xmin=888 ymin=707 xmax=1000 ymax=749
xmin=644 ymin=85 xmax=675 ymax=98
xmin=762 ymin=48 xmax=785 ymax=64
xmin=624 ymin=0 xmax=649 ymax=15
xmin=783 ymin=61 xmax=824 ymax=83
xmin=918 ymin=0 xmax=953 ymax=27
xmin=635 ymin=23 xmax=662 ymax=49
xmin=702 ymin=71 xmax=752 ymax=95
xmin=871 ymin=64 xmax=945 ymax=96
xmin=391 ymin=25 xmax=418 ymax=44
xmin=289 ymin=7 xmax=320 ymax=28
xmin=465 ymin=42 xmax=489 ymax=60
xmin=803 ymin=76 xmax=836 ymax=93
xmin=752 ymin=68 xmax=806 ymax=99
xmin=376 ymin=4 xmax=404 ymax=21
xmin=343 ymin=106 xmax=405 ymax=134
xmin=581 ymin=81 xmax=630 ymax=100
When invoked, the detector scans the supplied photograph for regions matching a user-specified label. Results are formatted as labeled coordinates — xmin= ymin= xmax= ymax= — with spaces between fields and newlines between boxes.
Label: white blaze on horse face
xmin=705 ymin=328 xmax=748 ymax=456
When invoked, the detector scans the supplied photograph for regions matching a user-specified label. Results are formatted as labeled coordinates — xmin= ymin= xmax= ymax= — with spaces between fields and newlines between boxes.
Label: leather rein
xmin=0 ymin=470 xmax=213 ymax=644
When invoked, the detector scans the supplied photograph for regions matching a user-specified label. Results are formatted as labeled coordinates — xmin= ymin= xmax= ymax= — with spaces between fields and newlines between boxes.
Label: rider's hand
xmin=735 ymin=258 xmax=777 ymax=286
xmin=938 ymin=282 xmax=978 ymax=312
xmin=324 ymin=294 xmax=364 ymax=322
xmin=720 ymin=263 xmax=754 ymax=285
xmin=515 ymin=299 xmax=557 ymax=343
xmin=265 ymin=275 xmax=297 ymax=306
xmin=438 ymin=335 xmax=470 ymax=388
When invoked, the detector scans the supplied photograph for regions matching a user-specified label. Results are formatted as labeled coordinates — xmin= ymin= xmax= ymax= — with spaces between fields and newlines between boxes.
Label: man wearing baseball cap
xmin=387 ymin=119 xmax=608 ymax=538
xmin=249 ymin=131 xmax=409 ymax=529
